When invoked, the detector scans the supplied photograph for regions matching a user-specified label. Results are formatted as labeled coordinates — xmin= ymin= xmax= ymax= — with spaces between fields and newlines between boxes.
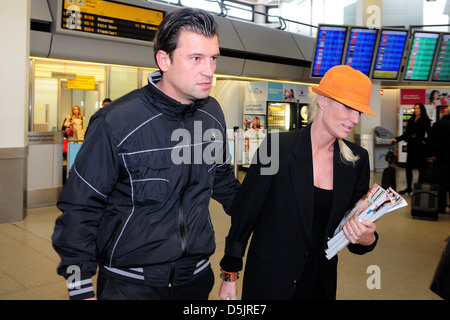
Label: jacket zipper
xmin=168 ymin=262 xmax=176 ymax=287
xmin=178 ymin=109 xmax=191 ymax=256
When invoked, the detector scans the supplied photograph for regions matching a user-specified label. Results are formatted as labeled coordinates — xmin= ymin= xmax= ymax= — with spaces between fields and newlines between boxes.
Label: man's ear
xmin=155 ymin=50 xmax=170 ymax=72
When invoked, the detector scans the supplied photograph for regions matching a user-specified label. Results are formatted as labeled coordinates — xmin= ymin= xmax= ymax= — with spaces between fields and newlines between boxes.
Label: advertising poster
xmin=245 ymin=82 xmax=308 ymax=103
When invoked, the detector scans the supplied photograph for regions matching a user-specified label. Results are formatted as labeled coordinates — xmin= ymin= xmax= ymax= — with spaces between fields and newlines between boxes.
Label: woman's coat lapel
xmin=289 ymin=126 xmax=357 ymax=249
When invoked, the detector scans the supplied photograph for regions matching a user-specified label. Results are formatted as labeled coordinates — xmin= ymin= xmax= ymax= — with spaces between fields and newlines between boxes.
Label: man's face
xmin=157 ymin=30 xmax=220 ymax=105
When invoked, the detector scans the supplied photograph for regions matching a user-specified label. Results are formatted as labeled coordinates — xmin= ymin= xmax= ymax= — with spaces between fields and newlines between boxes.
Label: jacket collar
xmin=289 ymin=124 xmax=357 ymax=248
xmin=145 ymin=71 xmax=209 ymax=117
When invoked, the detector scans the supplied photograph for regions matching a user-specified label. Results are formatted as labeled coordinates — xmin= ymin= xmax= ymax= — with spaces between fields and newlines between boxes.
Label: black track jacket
xmin=52 ymin=72 xmax=240 ymax=299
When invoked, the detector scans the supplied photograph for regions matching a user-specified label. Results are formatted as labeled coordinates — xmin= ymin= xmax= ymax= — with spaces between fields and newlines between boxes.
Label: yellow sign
xmin=67 ymin=75 xmax=96 ymax=90
xmin=64 ymin=0 xmax=164 ymax=26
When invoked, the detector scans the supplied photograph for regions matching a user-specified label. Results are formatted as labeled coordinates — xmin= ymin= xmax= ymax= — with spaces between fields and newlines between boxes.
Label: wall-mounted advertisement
xmin=245 ymin=82 xmax=308 ymax=103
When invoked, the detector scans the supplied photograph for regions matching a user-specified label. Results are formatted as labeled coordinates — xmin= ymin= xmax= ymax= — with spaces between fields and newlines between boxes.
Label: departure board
xmin=404 ymin=31 xmax=440 ymax=81
xmin=371 ymin=29 xmax=408 ymax=80
xmin=344 ymin=27 xmax=378 ymax=76
xmin=61 ymin=0 xmax=165 ymax=42
xmin=432 ymin=33 xmax=450 ymax=82
xmin=311 ymin=25 xmax=348 ymax=77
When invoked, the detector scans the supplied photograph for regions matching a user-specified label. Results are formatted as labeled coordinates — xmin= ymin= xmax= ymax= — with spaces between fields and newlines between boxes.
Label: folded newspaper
xmin=325 ymin=184 xmax=407 ymax=260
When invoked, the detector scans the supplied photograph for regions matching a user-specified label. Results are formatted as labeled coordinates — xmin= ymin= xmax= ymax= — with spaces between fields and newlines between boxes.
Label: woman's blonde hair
xmin=70 ymin=105 xmax=84 ymax=118
xmin=309 ymin=95 xmax=359 ymax=164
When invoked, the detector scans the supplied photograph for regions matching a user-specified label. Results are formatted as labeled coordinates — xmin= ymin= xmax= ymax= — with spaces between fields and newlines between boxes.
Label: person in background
xmin=52 ymin=8 xmax=240 ymax=300
xmin=218 ymin=65 xmax=378 ymax=300
xmin=86 ymin=98 xmax=112 ymax=135
xmin=391 ymin=103 xmax=431 ymax=195
xmin=64 ymin=105 xmax=86 ymax=141
xmin=102 ymin=98 xmax=112 ymax=107
xmin=427 ymin=107 xmax=450 ymax=214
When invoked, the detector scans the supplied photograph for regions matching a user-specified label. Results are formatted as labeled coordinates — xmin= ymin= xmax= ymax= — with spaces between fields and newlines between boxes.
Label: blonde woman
xmin=64 ymin=105 xmax=86 ymax=141
xmin=219 ymin=65 xmax=378 ymax=300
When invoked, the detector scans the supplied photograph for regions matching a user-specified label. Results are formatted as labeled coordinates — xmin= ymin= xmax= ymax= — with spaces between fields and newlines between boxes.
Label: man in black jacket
xmin=428 ymin=107 xmax=450 ymax=214
xmin=52 ymin=8 xmax=240 ymax=300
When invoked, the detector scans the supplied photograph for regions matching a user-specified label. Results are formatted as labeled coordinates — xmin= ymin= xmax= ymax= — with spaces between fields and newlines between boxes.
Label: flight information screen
xmin=404 ymin=31 xmax=440 ymax=81
xmin=311 ymin=25 xmax=348 ymax=77
xmin=432 ymin=33 xmax=450 ymax=82
xmin=61 ymin=0 xmax=165 ymax=42
xmin=371 ymin=29 xmax=408 ymax=80
xmin=344 ymin=27 xmax=378 ymax=76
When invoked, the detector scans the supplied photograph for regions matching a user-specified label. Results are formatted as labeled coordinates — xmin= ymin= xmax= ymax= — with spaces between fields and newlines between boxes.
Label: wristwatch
xmin=220 ymin=269 xmax=239 ymax=282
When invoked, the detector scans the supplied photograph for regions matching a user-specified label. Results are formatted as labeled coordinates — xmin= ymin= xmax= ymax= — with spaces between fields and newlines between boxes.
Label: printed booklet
xmin=325 ymin=184 xmax=407 ymax=260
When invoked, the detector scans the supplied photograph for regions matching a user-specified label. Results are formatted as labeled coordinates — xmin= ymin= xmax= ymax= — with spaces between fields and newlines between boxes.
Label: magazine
xmin=325 ymin=184 xmax=407 ymax=260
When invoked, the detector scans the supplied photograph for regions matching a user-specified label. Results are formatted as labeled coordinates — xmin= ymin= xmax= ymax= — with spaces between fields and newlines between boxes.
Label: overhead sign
xmin=67 ymin=75 xmax=96 ymax=90
xmin=61 ymin=0 xmax=165 ymax=42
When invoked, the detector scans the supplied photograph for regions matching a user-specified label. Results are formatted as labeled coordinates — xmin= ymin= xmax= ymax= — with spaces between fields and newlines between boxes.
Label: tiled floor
xmin=0 ymin=168 xmax=448 ymax=300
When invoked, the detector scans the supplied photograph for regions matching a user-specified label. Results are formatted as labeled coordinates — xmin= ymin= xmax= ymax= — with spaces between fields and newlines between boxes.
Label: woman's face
xmin=433 ymin=91 xmax=440 ymax=100
xmin=414 ymin=104 xmax=421 ymax=116
xmin=72 ymin=107 xmax=80 ymax=116
xmin=321 ymin=97 xmax=361 ymax=139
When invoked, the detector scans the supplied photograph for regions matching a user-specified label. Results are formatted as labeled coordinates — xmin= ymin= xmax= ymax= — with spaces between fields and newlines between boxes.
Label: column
xmin=0 ymin=0 xmax=30 ymax=222
xmin=354 ymin=0 xmax=382 ymax=170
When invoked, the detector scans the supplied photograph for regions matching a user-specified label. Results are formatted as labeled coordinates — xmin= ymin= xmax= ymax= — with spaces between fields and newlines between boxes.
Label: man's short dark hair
xmin=153 ymin=8 xmax=218 ymax=68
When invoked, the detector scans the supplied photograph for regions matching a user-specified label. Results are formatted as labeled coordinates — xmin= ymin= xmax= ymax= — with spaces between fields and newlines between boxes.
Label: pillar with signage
xmin=353 ymin=0 xmax=383 ymax=171
xmin=242 ymin=81 xmax=309 ymax=165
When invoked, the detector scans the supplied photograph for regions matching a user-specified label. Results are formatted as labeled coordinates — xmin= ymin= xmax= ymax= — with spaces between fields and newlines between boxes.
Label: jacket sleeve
xmin=52 ymin=115 xmax=119 ymax=299
xmin=220 ymin=135 xmax=275 ymax=272
xmin=211 ymin=129 xmax=240 ymax=215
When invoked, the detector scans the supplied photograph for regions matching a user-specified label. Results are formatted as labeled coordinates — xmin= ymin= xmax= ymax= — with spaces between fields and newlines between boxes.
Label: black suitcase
xmin=381 ymin=144 xmax=397 ymax=190
xmin=420 ymin=161 xmax=438 ymax=184
xmin=411 ymin=182 xmax=439 ymax=220
xmin=381 ymin=165 xmax=396 ymax=190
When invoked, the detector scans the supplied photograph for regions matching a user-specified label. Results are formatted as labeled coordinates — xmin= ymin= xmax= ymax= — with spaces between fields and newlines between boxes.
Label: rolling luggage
xmin=381 ymin=166 xmax=396 ymax=190
xmin=411 ymin=182 xmax=439 ymax=220
xmin=381 ymin=144 xmax=396 ymax=190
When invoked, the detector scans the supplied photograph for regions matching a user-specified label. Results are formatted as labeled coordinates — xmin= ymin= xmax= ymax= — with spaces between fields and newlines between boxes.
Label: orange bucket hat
xmin=312 ymin=65 xmax=375 ymax=116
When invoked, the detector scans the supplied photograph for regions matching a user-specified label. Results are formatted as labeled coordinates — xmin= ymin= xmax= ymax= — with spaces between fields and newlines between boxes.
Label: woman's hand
xmin=219 ymin=280 xmax=237 ymax=300
xmin=343 ymin=215 xmax=376 ymax=246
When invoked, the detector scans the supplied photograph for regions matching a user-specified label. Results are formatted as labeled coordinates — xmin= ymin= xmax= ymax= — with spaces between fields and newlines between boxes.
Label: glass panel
xmin=85 ymin=90 xmax=100 ymax=126
xmin=34 ymin=78 xmax=58 ymax=132
xmin=33 ymin=58 xmax=107 ymax=133
xmin=180 ymin=0 xmax=221 ymax=14
xmin=267 ymin=7 xmax=280 ymax=23
xmin=110 ymin=66 xmax=138 ymax=100
xmin=224 ymin=1 xmax=253 ymax=21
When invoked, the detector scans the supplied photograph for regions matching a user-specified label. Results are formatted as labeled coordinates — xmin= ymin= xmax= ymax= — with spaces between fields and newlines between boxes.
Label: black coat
xmin=222 ymin=125 xmax=377 ymax=300
xmin=395 ymin=116 xmax=431 ymax=168
xmin=428 ymin=115 xmax=450 ymax=163
xmin=53 ymin=72 xmax=240 ymax=298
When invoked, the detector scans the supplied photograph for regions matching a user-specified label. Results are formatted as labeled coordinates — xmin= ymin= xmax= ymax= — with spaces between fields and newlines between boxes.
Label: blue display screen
xmin=311 ymin=25 xmax=348 ymax=77
xmin=344 ymin=28 xmax=378 ymax=76
xmin=372 ymin=29 xmax=408 ymax=80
